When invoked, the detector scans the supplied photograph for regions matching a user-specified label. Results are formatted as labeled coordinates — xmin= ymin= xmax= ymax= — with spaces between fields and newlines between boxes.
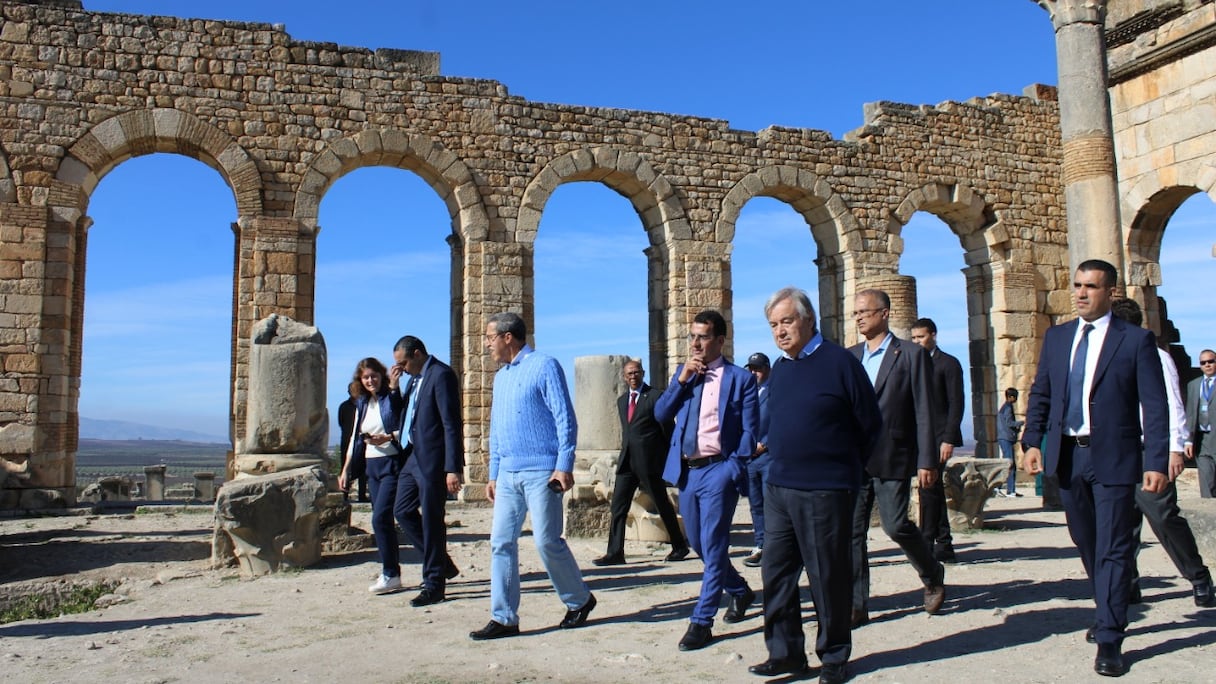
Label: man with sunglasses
xmin=1184 ymin=349 xmax=1216 ymax=498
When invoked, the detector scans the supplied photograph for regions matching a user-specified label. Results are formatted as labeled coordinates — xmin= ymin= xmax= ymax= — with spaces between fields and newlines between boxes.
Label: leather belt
xmin=1064 ymin=435 xmax=1091 ymax=448
xmin=684 ymin=454 xmax=726 ymax=469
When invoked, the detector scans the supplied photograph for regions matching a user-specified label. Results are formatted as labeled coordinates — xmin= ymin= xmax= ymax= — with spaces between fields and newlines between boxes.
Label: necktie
xmin=1066 ymin=323 xmax=1094 ymax=432
xmin=1203 ymin=377 xmax=1213 ymax=431
xmin=627 ymin=391 xmax=637 ymax=422
xmin=681 ymin=373 xmax=705 ymax=457
xmin=402 ymin=376 xmax=420 ymax=445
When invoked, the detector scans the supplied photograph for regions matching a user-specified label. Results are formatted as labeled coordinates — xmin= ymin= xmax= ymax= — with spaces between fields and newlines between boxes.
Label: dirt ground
xmin=2 ymin=477 xmax=1215 ymax=684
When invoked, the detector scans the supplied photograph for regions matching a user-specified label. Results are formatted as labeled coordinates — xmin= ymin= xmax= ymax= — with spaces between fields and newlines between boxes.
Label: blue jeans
xmin=490 ymin=469 xmax=590 ymax=626
xmin=747 ymin=453 xmax=771 ymax=547
xmin=998 ymin=439 xmax=1017 ymax=493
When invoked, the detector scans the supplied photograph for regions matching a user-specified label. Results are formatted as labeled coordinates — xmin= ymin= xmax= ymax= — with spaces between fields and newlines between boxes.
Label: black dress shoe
xmin=444 ymin=559 xmax=461 ymax=581
xmin=592 ymin=554 xmax=626 ymax=567
xmin=723 ymin=586 xmax=756 ymax=623
xmin=850 ymin=608 xmax=869 ymax=629
xmin=678 ymin=622 xmax=713 ymax=651
xmin=748 ymin=658 xmax=810 ymax=677
xmin=934 ymin=545 xmax=957 ymax=563
xmin=410 ymin=587 xmax=445 ymax=607
xmin=819 ymin=662 xmax=849 ymax=684
xmin=1194 ymin=577 xmax=1215 ymax=607
xmin=469 ymin=620 xmax=519 ymax=641
xmin=1085 ymin=625 xmax=1096 ymax=644
xmin=559 ymin=593 xmax=596 ymax=628
xmin=665 ymin=546 xmax=691 ymax=562
xmin=1094 ymin=643 xmax=1126 ymax=677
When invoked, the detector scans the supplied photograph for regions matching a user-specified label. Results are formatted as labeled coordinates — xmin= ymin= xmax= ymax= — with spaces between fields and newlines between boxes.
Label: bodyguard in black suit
xmin=1023 ymin=260 xmax=1169 ymax=677
xmin=848 ymin=289 xmax=945 ymax=628
xmin=390 ymin=335 xmax=465 ymax=607
xmin=593 ymin=360 xmax=689 ymax=565
xmin=911 ymin=317 xmax=963 ymax=562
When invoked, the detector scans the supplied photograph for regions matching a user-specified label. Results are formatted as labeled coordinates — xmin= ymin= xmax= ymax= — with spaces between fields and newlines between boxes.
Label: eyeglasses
xmin=1201 ymin=359 xmax=1216 ymax=365
xmin=688 ymin=334 xmax=717 ymax=343
xmin=852 ymin=308 xmax=887 ymax=318
xmin=484 ymin=332 xmax=503 ymax=342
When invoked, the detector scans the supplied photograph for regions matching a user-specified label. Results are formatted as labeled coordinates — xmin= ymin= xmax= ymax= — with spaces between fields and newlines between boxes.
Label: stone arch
xmin=292 ymin=129 xmax=490 ymax=242
xmin=517 ymin=147 xmax=692 ymax=246
xmin=715 ymin=164 xmax=862 ymax=339
xmin=1124 ymin=161 xmax=1216 ymax=286
xmin=1124 ymin=174 xmax=1214 ymax=348
xmin=517 ymin=148 xmax=691 ymax=378
xmin=886 ymin=181 xmax=1007 ymax=457
xmin=54 ymin=108 xmax=262 ymax=217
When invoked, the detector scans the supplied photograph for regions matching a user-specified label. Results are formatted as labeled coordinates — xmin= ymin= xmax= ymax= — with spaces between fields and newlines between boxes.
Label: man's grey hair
xmin=856 ymin=288 xmax=891 ymax=309
xmin=487 ymin=312 xmax=527 ymax=339
xmin=764 ymin=286 xmax=817 ymax=323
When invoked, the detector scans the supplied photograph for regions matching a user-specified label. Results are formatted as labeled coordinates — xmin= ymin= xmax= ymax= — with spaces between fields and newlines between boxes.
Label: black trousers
xmin=395 ymin=456 xmax=455 ymax=591
xmin=761 ymin=484 xmax=854 ymax=667
xmin=604 ymin=467 xmax=686 ymax=557
xmin=1133 ymin=480 xmax=1210 ymax=584
xmin=852 ymin=476 xmax=943 ymax=610
xmin=917 ymin=465 xmax=954 ymax=552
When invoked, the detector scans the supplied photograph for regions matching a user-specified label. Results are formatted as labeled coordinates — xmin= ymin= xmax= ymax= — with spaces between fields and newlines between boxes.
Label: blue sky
xmin=78 ymin=1 xmax=1215 ymax=445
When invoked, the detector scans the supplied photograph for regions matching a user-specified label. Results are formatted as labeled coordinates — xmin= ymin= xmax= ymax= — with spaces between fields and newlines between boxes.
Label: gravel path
xmin=2 ymin=480 xmax=1214 ymax=683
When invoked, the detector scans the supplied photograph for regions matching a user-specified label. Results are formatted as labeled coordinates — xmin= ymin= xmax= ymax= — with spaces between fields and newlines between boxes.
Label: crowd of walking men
xmin=341 ymin=259 xmax=1213 ymax=683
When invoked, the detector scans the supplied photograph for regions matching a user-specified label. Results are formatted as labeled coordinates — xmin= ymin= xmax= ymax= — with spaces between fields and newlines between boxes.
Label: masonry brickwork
xmin=0 ymin=0 xmax=1081 ymax=507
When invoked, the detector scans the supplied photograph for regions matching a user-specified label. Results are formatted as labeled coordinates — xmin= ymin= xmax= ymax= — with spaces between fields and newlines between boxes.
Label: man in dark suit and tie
xmin=848 ymin=289 xmax=945 ymax=628
xmin=1023 ymin=259 xmax=1169 ymax=677
xmin=390 ymin=335 xmax=465 ymax=607
xmin=1183 ymin=348 xmax=1216 ymax=497
xmin=593 ymin=359 xmax=689 ymax=566
xmin=655 ymin=309 xmax=760 ymax=652
xmin=910 ymin=317 xmax=964 ymax=562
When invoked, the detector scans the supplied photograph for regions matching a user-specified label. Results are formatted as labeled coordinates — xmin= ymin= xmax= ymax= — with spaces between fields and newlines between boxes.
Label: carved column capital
xmin=1035 ymin=0 xmax=1106 ymax=29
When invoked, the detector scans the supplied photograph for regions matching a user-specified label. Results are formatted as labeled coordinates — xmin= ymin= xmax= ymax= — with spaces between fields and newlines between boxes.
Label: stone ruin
xmin=211 ymin=314 xmax=367 ymax=576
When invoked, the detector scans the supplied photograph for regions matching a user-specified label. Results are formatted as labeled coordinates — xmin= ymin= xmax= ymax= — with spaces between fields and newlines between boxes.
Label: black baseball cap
xmin=745 ymin=352 xmax=770 ymax=370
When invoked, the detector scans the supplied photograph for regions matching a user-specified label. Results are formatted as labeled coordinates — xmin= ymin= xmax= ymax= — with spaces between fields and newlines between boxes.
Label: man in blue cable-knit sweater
xmin=469 ymin=312 xmax=596 ymax=641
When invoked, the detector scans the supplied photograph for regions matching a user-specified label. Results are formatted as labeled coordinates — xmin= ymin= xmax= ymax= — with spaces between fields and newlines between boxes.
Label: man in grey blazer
xmin=1184 ymin=348 xmax=1216 ymax=498
xmin=848 ymin=289 xmax=945 ymax=629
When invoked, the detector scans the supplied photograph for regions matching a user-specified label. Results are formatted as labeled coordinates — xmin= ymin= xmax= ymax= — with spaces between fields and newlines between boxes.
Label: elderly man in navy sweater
xmin=748 ymin=287 xmax=881 ymax=684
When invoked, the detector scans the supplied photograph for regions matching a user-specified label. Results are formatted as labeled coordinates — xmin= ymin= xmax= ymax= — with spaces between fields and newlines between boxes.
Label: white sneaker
xmin=1011 ymin=491 xmax=1023 ymax=498
xmin=993 ymin=490 xmax=1008 ymax=498
xmin=368 ymin=574 xmax=402 ymax=595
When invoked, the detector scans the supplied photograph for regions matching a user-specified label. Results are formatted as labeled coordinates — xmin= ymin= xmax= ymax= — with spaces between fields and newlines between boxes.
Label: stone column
xmin=194 ymin=472 xmax=217 ymax=501
xmin=144 ymin=465 xmax=167 ymax=501
xmin=1036 ymin=0 xmax=1124 ymax=275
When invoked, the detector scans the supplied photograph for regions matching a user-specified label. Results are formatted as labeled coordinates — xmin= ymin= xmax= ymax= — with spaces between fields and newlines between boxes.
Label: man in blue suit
xmin=390 ymin=335 xmax=465 ymax=608
xmin=655 ymin=309 xmax=760 ymax=652
xmin=1023 ymin=259 xmax=1169 ymax=678
xmin=743 ymin=351 xmax=771 ymax=568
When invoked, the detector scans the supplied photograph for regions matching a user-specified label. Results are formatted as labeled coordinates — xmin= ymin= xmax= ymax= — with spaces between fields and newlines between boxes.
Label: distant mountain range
xmin=79 ymin=417 xmax=230 ymax=445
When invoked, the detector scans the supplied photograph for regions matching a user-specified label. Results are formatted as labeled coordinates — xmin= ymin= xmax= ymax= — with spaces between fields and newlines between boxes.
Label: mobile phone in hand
xmin=547 ymin=479 xmax=563 ymax=493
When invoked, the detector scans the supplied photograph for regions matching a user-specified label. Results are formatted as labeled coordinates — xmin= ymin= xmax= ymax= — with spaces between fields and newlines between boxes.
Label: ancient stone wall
xmin=1107 ymin=0 xmax=1216 ymax=341
xmin=0 ymin=0 xmax=1069 ymax=507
